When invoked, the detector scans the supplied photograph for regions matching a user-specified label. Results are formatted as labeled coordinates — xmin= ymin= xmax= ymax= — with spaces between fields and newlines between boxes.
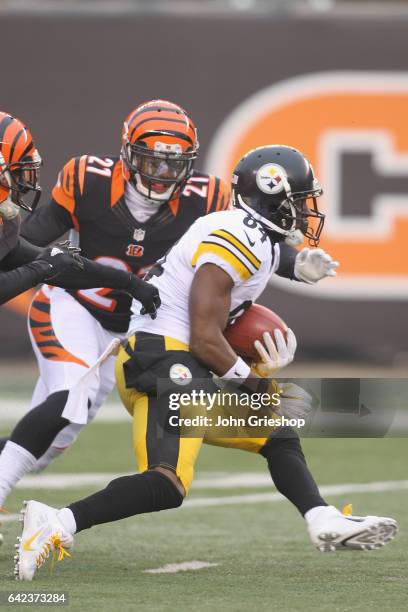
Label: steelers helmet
xmin=232 ymin=145 xmax=325 ymax=245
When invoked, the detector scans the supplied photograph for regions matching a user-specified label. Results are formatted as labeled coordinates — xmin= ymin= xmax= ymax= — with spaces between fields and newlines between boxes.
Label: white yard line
xmin=1 ymin=514 xmax=19 ymax=523
xmin=144 ymin=561 xmax=219 ymax=574
xmin=11 ymin=473 xmax=408 ymax=495
xmin=0 ymin=401 xmax=130 ymax=424
xmin=1 ymin=479 xmax=408 ymax=523
xmin=13 ymin=472 xmax=274 ymax=490
xmin=183 ymin=479 xmax=408 ymax=508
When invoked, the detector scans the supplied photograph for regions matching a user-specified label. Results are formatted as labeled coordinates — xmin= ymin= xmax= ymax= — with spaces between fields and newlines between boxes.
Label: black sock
xmin=0 ymin=437 xmax=8 ymax=453
xmin=10 ymin=391 xmax=69 ymax=459
xmin=69 ymin=470 xmax=184 ymax=533
xmin=260 ymin=427 xmax=328 ymax=516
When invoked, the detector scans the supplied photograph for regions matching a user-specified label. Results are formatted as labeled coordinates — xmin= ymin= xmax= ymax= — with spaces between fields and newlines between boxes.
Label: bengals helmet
xmin=232 ymin=145 xmax=325 ymax=246
xmin=121 ymin=99 xmax=199 ymax=202
xmin=0 ymin=112 xmax=42 ymax=212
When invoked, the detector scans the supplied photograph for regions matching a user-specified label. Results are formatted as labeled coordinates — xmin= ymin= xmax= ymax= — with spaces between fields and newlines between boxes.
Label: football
xmin=224 ymin=303 xmax=288 ymax=360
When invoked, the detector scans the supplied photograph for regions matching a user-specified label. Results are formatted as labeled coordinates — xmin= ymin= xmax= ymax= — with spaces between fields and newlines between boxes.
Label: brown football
xmin=224 ymin=304 xmax=288 ymax=360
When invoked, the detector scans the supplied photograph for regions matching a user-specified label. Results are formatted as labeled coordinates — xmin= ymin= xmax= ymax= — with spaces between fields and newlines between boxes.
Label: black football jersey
xmin=21 ymin=154 xmax=230 ymax=332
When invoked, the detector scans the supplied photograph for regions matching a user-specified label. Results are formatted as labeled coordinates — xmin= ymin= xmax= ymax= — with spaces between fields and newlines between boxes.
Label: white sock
xmin=0 ymin=441 xmax=37 ymax=507
xmin=57 ymin=508 xmax=77 ymax=536
xmin=304 ymin=505 xmax=339 ymax=525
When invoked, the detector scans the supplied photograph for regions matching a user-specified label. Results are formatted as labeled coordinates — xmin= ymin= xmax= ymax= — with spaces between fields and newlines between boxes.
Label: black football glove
xmin=125 ymin=275 xmax=161 ymax=319
xmin=36 ymin=240 xmax=84 ymax=281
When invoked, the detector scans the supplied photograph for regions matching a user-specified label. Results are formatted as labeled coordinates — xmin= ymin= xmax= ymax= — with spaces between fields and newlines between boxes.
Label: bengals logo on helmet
xmin=205 ymin=72 xmax=408 ymax=300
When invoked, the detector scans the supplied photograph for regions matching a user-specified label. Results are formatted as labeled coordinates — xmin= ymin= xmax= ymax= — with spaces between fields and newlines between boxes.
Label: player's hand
xmin=294 ymin=247 xmax=339 ymax=284
xmin=252 ymin=328 xmax=297 ymax=376
xmin=36 ymin=241 xmax=84 ymax=280
xmin=0 ymin=198 xmax=19 ymax=220
xmin=126 ymin=276 xmax=161 ymax=319
xmin=277 ymin=382 xmax=313 ymax=420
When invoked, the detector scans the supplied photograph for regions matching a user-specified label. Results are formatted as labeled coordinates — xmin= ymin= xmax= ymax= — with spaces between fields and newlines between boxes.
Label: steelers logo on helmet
xmin=256 ymin=163 xmax=287 ymax=195
xmin=169 ymin=363 xmax=192 ymax=385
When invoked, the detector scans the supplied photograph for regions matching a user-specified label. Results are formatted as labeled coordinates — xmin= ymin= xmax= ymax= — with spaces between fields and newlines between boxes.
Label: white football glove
xmin=294 ymin=248 xmax=339 ymax=284
xmin=252 ymin=328 xmax=297 ymax=376
xmin=277 ymin=383 xmax=313 ymax=420
xmin=0 ymin=198 xmax=19 ymax=220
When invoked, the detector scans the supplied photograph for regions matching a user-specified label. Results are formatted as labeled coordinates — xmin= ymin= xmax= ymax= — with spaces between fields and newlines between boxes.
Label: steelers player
xmin=16 ymin=145 xmax=397 ymax=581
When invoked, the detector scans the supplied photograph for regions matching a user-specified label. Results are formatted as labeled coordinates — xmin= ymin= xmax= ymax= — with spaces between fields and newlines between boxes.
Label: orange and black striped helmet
xmin=0 ymin=111 xmax=42 ymax=212
xmin=121 ymin=100 xmax=199 ymax=201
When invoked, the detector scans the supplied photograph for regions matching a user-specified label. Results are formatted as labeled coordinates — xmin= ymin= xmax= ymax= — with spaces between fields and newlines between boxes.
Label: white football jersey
xmin=129 ymin=208 xmax=281 ymax=344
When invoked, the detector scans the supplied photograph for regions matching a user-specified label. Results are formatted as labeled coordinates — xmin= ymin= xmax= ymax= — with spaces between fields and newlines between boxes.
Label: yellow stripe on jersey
xmin=211 ymin=229 xmax=261 ymax=270
xmin=192 ymin=242 xmax=252 ymax=281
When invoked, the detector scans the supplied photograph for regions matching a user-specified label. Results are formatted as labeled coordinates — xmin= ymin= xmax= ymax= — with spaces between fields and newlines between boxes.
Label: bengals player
xmin=0 ymin=100 xmax=230 ymax=504
xmin=0 ymin=111 xmax=160 ymax=544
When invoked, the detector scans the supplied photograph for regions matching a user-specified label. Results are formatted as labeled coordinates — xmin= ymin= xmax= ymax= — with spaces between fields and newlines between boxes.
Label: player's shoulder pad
xmin=192 ymin=209 xmax=273 ymax=283
xmin=79 ymin=154 xmax=120 ymax=195
xmin=52 ymin=154 xmax=121 ymax=216
xmin=207 ymin=209 xmax=272 ymax=264
xmin=184 ymin=169 xmax=231 ymax=213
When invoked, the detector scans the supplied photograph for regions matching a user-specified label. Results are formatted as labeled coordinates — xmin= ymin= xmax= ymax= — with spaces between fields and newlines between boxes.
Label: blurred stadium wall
xmin=0 ymin=0 xmax=407 ymax=364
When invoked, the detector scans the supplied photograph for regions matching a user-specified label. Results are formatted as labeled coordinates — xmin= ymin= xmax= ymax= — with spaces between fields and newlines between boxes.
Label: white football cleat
xmin=308 ymin=505 xmax=398 ymax=552
xmin=15 ymin=500 xmax=73 ymax=581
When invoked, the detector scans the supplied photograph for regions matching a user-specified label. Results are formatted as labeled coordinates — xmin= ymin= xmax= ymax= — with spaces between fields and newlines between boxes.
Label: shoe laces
xmin=342 ymin=503 xmax=353 ymax=516
xmin=35 ymin=533 xmax=71 ymax=571
xmin=51 ymin=535 xmax=71 ymax=563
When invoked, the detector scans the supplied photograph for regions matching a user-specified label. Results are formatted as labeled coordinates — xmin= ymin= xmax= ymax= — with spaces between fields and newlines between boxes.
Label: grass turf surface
xmin=0 ymin=421 xmax=407 ymax=611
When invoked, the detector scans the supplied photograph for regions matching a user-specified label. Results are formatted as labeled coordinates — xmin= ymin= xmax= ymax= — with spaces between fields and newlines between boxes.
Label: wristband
xmin=220 ymin=357 xmax=251 ymax=382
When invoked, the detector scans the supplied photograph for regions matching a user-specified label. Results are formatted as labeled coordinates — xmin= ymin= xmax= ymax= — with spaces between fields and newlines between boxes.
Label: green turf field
xmin=0 ymin=414 xmax=407 ymax=612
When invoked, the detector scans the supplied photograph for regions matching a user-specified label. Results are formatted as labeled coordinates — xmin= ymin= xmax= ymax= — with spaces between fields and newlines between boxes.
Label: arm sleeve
xmin=276 ymin=243 xmax=300 ymax=280
xmin=0 ymin=261 xmax=50 ymax=305
xmin=1 ymin=238 xmax=133 ymax=293
xmin=20 ymin=199 xmax=74 ymax=247
xmin=50 ymin=259 xmax=133 ymax=291
xmin=0 ymin=237 xmax=42 ymax=270
xmin=20 ymin=157 xmax=79 ymax=246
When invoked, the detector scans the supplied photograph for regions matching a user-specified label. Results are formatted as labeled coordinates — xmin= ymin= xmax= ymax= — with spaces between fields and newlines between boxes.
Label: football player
xmin=0 ymin=110 xmax=160 ymax=544
xmin=0 ymin=111 xmax=83 ymax=299
xmin=16 ymin=145 xmax=397 ymax=581
xmin=0 ymin=100 xmax=230 ymax=504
